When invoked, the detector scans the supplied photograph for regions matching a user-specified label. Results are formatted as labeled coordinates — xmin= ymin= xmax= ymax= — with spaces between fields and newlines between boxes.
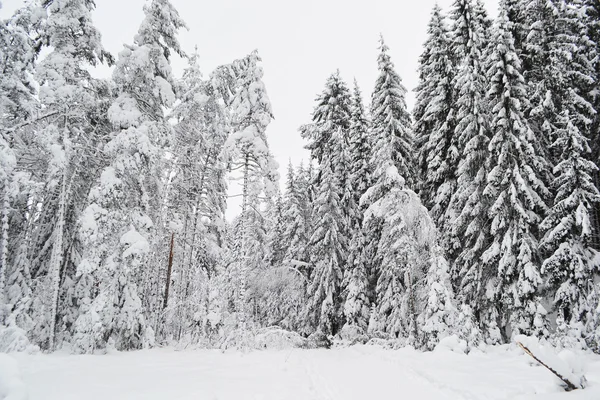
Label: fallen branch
xmin=516 ymin=341 xmax=581 ymax=391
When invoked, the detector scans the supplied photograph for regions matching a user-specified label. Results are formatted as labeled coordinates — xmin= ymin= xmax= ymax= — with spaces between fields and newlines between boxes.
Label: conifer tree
xmin=30 ymin=0 xmax=113 ymax=350
xmin=342 ymin=80 xmax=372 ymax=334
xmin=448 ymin=0 xmax=492 ymax=292
xmin=73 ymin=0 xmax=186 ymax=352
xmin=414 ymin=5 xmax=457 ymax=233
xmin=482 ymin=14 xmax=549 ymax=339
xmin=371 ymin=35 xmax=414 ymax=189
xmin=540 ymin=111 xmax=600 ymax=340
xmin=281 ymin=162 xmax=309 ymax=270
xmin=306 ymin=154 xmax=346 ymax=335
xmin=300 ymin=71 xmax=351 ymax=171
xmin=219 ymin=51 xmax=278 ymax=335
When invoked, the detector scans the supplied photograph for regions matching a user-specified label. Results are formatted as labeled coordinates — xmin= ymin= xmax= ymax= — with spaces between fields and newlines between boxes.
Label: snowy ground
xmin=6 ymin=344 xmax=600 ymax=400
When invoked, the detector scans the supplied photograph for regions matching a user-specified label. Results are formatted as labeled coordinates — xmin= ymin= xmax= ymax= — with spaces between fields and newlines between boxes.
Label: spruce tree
xmin=371 ymin=35 xmax=414 ymax=189
xmin=282 ymin=162 xmax=309 ymax=271
xmin=342 ymin=80 xmax=372 ymax=335
xmin=414 ymin=4 xmax=457 ymax=234
xmin=540 ymin=111 xmax=600 ymax=341
xmin=300 ymin=71 xmax=352 ymax=172
xmin=482 ymin=14 xmax=549 ymax=339
xmin=306 ymin=153 xmax=346 ymax=335
xmin=448 ymin=0 xmax=492 ymax=297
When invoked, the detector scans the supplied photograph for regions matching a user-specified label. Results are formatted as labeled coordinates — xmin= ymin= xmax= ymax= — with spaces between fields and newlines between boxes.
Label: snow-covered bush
xmin=0 ymin=325 xmax=38 ymax=354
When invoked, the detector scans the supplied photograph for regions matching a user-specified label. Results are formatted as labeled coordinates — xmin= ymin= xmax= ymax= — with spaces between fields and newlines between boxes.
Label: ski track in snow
xmin=9 ymin=345 xmax=600 ymax=400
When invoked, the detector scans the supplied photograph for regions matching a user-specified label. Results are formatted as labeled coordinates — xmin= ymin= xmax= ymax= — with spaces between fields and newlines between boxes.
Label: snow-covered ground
xmin=5 ymin=344 xmax=600 ymax=400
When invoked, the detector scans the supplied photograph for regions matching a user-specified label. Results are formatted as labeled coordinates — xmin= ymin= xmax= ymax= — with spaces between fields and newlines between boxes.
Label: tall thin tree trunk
xmin=47 ymin=163 xmax=67 ymax=351
xmin=163 ymin=233 xmax=175 ymax=310
xmin=238 ymin=153 xmax=250 ymax=332
xmin=0 ymin=178 xmax=10 ymax=325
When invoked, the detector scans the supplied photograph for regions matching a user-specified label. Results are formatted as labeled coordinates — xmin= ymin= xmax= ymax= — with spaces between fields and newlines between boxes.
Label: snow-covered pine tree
xmin=482 ymin=13 xmax=549 ymax=340
xmin=300 ymin=71 xmax=351 ymax=174
xmin=30 ymin=0 xmax=113 ymax=351
xmin=281 ymin=161 xmax=309 ymax=272
xmin=418 ymin=254 xmax=458 ymax=350
xmin=447 ymin=0 xmax=492 ymax=300
xmin=305 ymin=152 xmax=346 ymax=336
xmin=540 ymin=111 xmax=600 ymax=344
xmin=371 ymin=35 xmax=414 ymax=189
xmin=162 ymin=48 xmax=229 ymax=343
xmin=73 ymin=0 xmax=186 ymax=353
xmin=499 ymin=0 xmax=529 ymax=64
xmin=363 ymin=98 xmax=455 ymax=345
xmin=342 ymin=80 xmax=372 ymax=336
xmin=218 ymin=51 xmax=278 ymax=336
xmin=585 ymin=0 xmax=600 ymax=251
xmin=414 ymin=4 xmax=457 ymax=235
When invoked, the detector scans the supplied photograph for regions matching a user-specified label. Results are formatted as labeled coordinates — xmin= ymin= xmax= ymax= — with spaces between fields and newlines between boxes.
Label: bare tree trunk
xmin=48 ymin=163 xmax=67 ymax=351
xmin=0 ymin=178 xmax=10 ymax=325
xmin=238 ymin=153 xmax=250 ymax=332
xmin=163 ymin=233 xmax=175 ymax=310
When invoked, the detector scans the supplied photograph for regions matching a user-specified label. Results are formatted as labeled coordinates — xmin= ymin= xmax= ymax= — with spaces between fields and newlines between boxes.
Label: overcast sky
xmin=1 ymin=0 xmax=499 ymax=217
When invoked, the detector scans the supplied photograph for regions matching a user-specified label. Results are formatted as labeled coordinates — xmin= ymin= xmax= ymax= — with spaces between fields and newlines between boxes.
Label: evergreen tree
xmin=306 ymin=154 xmax=346 ymax=335
xmin=219 ymin=50 xmax=278 ymax=336
xmin=73 ymin=0 xmax=186 ymax=352
xmin=29 ymin=0 xmax=113 ymax=350
xmin=371 ymin=35 xmax=414 ymax=188
xmin=342 ymin=81 xmax=372 ymax=335
xmin=448 ymin=0 xmax=492 ymax=296
xmin=281 ymin=162 xmax=309 ymax=271
xmin=482 ymin=14 xmax=549 ymax=339
xmin=300 ymin=71 xmax=351 ymax=171
xmin=414 ymin=4 xmax=457 ymax=234
xmin=540 ymin=111 xmax=600 ymax=340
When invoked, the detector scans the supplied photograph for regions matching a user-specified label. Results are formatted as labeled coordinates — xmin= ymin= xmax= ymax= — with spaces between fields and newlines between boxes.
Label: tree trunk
xmin=0 ymin=178 xmax=10 ymax=325
xmin=163 ymin=233 xmax=175 ymax=310
xmin=47 ymin=164 xmax=67 ymax=351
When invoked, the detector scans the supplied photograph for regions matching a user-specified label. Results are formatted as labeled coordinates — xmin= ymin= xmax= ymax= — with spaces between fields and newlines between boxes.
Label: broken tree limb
xmin=516 ymin=341 xmax=581 ymax=391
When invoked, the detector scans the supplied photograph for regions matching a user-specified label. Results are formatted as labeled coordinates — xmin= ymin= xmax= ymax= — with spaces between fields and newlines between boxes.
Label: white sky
xmin=1 ymin=0 xmax=499 ymax=217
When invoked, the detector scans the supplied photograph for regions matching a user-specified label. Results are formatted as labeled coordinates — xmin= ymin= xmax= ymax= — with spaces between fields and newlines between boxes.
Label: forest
xmin=0 ymin=0 xmax=600 ymax=357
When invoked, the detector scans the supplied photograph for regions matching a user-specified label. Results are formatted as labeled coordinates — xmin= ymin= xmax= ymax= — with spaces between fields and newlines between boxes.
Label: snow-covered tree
xmin=342 ymin=81 xmax=372 ymax=335
xmin=281 ymin=162 xmax=309 ymax=270
xmin=28 ymin=0 xmax=114 ymax=351
xmin=418 ymin=255 xmax=458 ymax=350
xmin=540 ymin=111 xmax=600 ymax=339
xmin=300 ymin=71 xmax=351 ymax=171
xmin=414 ymin=4 xmax=457 ymax=235
xmin=371 ymin=35 xmax=414 ymax=189
xmin=482 ymin=15 xmax=549 ymax=339
xmin=218 ymin=50 xmax=278 ymax=334
xmin=73 ymin=0 xmax=186 ymax=352
xmin=306 ymin=153 xmax=346 ymax=336
xmin=448 ymin=0 xmax=492 ymax=294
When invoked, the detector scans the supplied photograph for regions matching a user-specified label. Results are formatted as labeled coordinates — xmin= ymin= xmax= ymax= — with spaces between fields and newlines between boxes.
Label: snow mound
xmin=434 ymin=335 xmax=468 ymax=354
xmin=337 ymin=325 xmax=369 ymax=345
xmin=0 ymin=354 xmax=28 ymax=400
